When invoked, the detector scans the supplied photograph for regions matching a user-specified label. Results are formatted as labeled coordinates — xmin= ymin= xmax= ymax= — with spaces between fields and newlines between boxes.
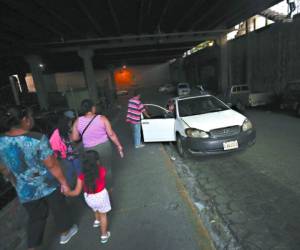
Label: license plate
xmin=223 ymin=140 xmax=239 ymax=150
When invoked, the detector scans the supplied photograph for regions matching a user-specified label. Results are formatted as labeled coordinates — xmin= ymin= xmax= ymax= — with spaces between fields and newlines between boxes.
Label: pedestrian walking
xmin=0 ymin=106 xmax=78 ymax=250
xmin=71 ymin=99 xmax=123 ymax=191
xmin=65 ymin=150 xmax=111 ymax=244
xmin=126 ymin=90 xmax=150 ymax=148
xmin=50 ymin=111 xmax=81 ymax=187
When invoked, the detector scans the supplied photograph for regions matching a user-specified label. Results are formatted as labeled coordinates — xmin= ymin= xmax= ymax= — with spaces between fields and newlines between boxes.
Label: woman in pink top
xmin=71 ymin=99 xmax=123 ymax=191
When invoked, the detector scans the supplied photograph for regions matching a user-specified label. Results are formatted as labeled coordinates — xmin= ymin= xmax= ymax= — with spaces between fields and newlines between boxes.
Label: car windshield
xmin=178 ymin=84 xmax=189 ymax=89
xmin=178 ymin=96 xmax=229 ymax=117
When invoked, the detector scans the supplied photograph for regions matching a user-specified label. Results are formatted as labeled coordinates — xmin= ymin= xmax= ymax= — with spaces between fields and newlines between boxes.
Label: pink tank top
xmin=77 ymin=115 xmax=108 ymax=148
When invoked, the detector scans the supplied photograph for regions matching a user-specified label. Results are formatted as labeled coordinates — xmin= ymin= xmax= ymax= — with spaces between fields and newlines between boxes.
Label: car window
xmin=178 ymin=83 xmax=189 ymax=89
xmin=145 ymin=105 xmax=168 ymax=119
xmin=178 ymin=96 xmax=229 ymax=117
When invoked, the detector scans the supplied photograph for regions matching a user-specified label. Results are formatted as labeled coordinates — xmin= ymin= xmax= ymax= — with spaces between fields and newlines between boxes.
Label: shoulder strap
xmin=81 ymin=115 xmax=97 ymax=137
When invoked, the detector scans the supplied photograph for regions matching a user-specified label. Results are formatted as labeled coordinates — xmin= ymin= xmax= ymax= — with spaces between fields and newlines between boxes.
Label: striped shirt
xmin=126 ymin=97 xmax=145 ymax=124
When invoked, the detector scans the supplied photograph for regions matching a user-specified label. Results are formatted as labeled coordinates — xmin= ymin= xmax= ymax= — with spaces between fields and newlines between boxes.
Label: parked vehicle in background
xmin=141 ymin=94 xmax=256 ymax=157
xmin=195 ymin=84 xmax=210 ymax=95
xmin=223 ymin=84 xmax=250 ymax=111
xmin=280 ymin=81 xmax=300 ymax=116
xmin=158 ymin=83 xmax=176 ymax=94
xmin=177 ymin=82 xmax=191 ymax=96
xmin=248 ymin=92 xmax=273 ymax=107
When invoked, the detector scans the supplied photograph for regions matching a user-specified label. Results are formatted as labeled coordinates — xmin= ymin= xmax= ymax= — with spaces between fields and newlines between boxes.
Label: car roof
xmin=172 ymin=94 xmax=212 ymax=101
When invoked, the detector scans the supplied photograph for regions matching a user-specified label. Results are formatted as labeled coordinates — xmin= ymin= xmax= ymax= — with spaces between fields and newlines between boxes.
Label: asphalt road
xmin=164 ymin=109 xmax=300 ymax=250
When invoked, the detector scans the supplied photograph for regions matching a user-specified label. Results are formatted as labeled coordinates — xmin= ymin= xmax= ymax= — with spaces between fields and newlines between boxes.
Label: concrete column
xmin=246 ymin=34 xmax=253 ymax=87
xmin=9 ymin=76 xmax=20 ymax=105
xmin=218 ymin=35 xmax=229 ymax=93
xmin=25 ymin=55 xmax=48 ymax=110
xmin=18 ymin=72 xmax=29 ymax=94
xmin=178 ymin=58 xmax=186 ymax=82
xmin=107 ymin=66 xmax=117 ymax=103
xmin=78 ymin=48 xmax=99 ymax=104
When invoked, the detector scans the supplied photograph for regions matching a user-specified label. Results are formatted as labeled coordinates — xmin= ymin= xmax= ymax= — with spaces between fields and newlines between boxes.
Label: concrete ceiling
xmin=0 ymin=0 xmax=281 ymax=73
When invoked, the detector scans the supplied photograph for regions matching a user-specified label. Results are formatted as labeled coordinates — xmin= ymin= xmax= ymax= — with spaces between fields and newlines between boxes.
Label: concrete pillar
xmin=107 ymin=66 xmax=117 ymax=103
xmin=246 ymin=34 xmax=253 ymax=87
xmin=178 ymin=58 xmax=186 ymax=82
xmin=9 ymin=76 xmax=20 ymax=105
xmin=218 ymin=35 xmax=229 ymax=93
xmin=78 ymin=48 xmax=99 ymax=104
xmin=18 ymin=72 xmax=29 ymax=94
xmin=25 ymin=55 xmax=49 ymax=110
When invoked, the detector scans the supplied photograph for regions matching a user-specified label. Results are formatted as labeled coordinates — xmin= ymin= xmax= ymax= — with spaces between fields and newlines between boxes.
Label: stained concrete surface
xmin=164 ymin=110 xmax=300 ymax=250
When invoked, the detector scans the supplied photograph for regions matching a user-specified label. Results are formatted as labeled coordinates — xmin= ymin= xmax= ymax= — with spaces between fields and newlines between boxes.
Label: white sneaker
xmin=93 ymin=220 xmax=100 ymax=228
xmin=59 ymin=224 xmax=78 ymax=244
xmin=135 ymin=144 xmax=145 ymax=148
xmin=101 ymin=231 xmax=111 ymax=244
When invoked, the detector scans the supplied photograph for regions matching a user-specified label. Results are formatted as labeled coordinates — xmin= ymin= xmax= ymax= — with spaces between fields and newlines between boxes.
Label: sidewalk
xmin=41 ymin=101 xmax=214 ymax=250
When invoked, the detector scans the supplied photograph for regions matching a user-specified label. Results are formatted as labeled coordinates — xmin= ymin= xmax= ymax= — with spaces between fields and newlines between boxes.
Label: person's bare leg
xmin=99 ymin=213 xmax=108 ymax=235
xmin=95 ymin=211 xmax=101 ymax=221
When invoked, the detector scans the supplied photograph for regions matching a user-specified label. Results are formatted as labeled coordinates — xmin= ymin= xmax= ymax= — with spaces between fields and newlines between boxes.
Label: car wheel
xmin=176 ymin=135 xmax=187 ymax=158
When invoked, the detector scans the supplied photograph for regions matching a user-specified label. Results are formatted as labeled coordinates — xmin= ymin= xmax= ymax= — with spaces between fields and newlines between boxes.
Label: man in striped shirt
xmin=126 ymin=91 xmax=150 ymax=148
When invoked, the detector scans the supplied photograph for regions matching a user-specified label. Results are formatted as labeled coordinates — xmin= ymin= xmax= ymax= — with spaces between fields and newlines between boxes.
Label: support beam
xmin=76 ymin=0 xmax=103 ymax=37
xmin=107 ymin=0 xmax=121 ymax=35
xmin=191 ymin=0 xmax=222 ymax=30
xmin=0 ymin=0 xmax=63 ymax=37
xmin=32 ymin=0 xmax=79 ymax=35
xmin=138 ymin=0 xmax=145 ymax=34
xmin=42 ymin=30 xmax=228 ymax=53
xmin=78 ymin=48 xmax=99 ymax=104
xmin=174 ymin=0 xmax=206 ymax=31
xmin=155 ymin=0 xmax=172 ymax=32
xmin=102 ymin=46 xmax=191 ymax=56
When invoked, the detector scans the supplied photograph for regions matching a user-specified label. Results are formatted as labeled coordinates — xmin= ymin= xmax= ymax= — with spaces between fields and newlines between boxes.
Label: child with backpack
xmin=65 ymin=150 xmax=111 ymax=244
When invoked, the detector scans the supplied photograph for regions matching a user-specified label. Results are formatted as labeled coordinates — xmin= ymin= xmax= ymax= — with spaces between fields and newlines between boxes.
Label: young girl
xmin=65 ymin=150 xmax=111 ymax=244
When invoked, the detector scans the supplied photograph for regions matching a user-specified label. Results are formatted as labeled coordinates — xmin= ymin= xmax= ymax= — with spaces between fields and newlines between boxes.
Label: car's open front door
xmin=141 ymin=104 xmax=176 ymax=142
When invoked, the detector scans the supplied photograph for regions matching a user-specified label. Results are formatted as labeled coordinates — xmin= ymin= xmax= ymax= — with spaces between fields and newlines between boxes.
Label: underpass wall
xmin=182 ymin=15 xmax=300 ymax=95
xmin=229 ymin=15 xmax=300 ymax=94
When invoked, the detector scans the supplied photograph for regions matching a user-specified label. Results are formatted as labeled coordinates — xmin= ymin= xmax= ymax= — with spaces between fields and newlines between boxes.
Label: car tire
xmin=176 ymin=135 xmax=187 ymax=158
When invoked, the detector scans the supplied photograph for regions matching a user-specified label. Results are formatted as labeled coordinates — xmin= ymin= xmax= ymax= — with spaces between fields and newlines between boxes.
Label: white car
xmin=141 ymin=95 xmax=256 ymax=157
xmin=158 ymin=84 xmax=176 ymax=93
xmin=177 ymin=82 xmax=191 ymax=96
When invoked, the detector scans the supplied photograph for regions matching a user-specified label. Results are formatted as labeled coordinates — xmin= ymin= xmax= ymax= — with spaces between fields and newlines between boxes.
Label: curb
xmin=163 ymin=143 xmax=242 ymax=250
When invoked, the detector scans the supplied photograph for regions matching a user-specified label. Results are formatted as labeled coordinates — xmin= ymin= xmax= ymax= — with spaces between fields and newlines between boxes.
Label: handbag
xmin=79 ymin=115 xmax=97 ymax=141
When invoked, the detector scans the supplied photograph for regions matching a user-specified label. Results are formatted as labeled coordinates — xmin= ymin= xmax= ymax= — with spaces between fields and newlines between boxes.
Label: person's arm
xmin=0 ymin=163 xmax=9 ymax=178
xmin=43 ymin=155 xmax=70 ymax=193
xmin=139 ymin=102 xmax=150 ymax=118
xmin=102 ymin=116 xmax=124 ymax=158
xmin=143 ymin=110 xmax=151 ymax=118
xmin=71 ymin=118 xmax=81 ymax=142
xmin=65 ymin=178 xmax=83 ymax=197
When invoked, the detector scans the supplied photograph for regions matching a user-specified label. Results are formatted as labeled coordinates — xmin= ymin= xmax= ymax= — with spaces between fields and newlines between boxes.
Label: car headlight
xmin=185 ymin=128 xmax=209 ymax=138
xmin=242 ymin=119 xmax=253 ymax=131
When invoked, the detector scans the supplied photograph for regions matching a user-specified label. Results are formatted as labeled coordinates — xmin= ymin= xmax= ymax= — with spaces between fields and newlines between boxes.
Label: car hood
xmin=181 ymin=109 xmax=246 ymax=132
